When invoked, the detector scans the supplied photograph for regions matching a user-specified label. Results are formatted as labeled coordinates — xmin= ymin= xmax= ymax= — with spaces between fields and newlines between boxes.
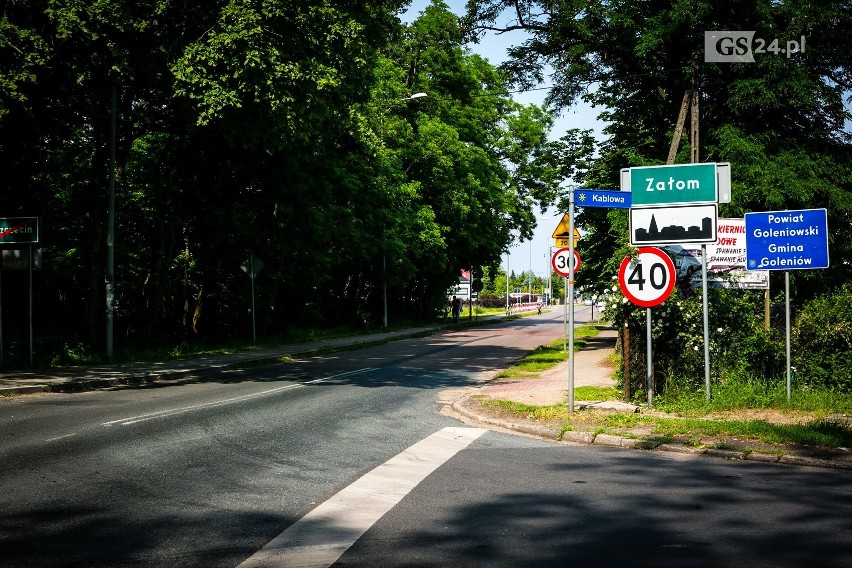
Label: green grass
xmin=617 ymin=415 xmax=852 ymax=448
xmin=482 ymin=399 xmax=571 ymax=421
xmin=496 ymin=325 xmax=600 ymax=378
xmin=656 ymin=377 xmax=852 ymax=415
xmin=575 ymin=386 xmax=620 ymax=401
xmin=477 ymin=322 xmax=852 ymax=450
xmin=479 ymin=397 xmax=852 ymax=449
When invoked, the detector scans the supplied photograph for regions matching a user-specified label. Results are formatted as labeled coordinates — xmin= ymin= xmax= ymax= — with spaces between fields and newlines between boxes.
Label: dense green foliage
xmin=0 ymin=1 xmax=559 ymax=365
xmin=467 ymin=0 xmax=852 ymax=395
xmin=3 ymin=0 xmax=850 ymax=389
xmin=793 ymin=284 xmax=852 ymax=390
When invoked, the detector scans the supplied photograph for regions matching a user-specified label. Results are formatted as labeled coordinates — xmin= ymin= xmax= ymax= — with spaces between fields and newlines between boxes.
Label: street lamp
xmin=505 ymin=250 xmax=510 ymax=314
xmin=382 ymin=93 xmax=428 ymax=332
xmin=528 ymin=239 xmax=533 ymax=303
xmin=547 ymin=245 xmax=552 ymax=305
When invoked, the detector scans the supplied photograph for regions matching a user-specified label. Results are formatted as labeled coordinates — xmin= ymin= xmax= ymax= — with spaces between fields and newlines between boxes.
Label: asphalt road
xmin=2 ymin=308 xmax=850 ymax=567
xmin=339 ymin=440 xmax=852 ymax=567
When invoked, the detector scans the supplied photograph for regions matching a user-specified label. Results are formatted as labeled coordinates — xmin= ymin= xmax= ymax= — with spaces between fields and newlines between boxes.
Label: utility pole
xmin=667 ymin=91 xmax=691 ymax=164
xmin=106 ymin=85 xmax=116 ymax=363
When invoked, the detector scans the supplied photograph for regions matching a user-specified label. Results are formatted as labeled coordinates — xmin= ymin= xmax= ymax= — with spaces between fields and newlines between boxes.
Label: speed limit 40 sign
xmin=552 ymin=247 xmax=581 ymax=277
xmin=618 ymin=247 xmax=676 ymax=307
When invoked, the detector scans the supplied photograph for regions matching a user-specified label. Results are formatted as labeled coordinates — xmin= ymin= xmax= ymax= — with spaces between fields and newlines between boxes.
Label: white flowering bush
xmin=603 ymin=276 xmax=783 ymax=401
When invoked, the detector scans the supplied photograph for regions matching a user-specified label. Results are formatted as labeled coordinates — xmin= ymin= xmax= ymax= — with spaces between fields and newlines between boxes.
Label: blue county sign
xmin=745 ymin=209 xmax=829 ymax=270
xmin=574 ymin=189 xmax=631 ymax=209
xmin=623 ymin=163 xmax=717 ymax=206
xmin=629 ymin=204 xmax=718 ymax=246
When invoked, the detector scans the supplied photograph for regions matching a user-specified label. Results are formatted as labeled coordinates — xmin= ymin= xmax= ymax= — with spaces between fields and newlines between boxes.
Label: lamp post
xmin=382 ymin=93 xmax=427 ymax=332
xmin=106 ymin=86 xmax=116 ymax=362
xmin=505 ymin=250 xmax=510 ymax=314
xmin=547 ymin=245 xmax=552 ymax=305
xmin=528 ymin=239 xmax=533 ymax=303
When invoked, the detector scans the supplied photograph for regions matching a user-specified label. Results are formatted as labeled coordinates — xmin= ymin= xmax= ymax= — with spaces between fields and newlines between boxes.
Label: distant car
xmin=583 ymin=298 xmax=593 ymax=305
xmin=662 ymin=246 xmax=701 ymax=281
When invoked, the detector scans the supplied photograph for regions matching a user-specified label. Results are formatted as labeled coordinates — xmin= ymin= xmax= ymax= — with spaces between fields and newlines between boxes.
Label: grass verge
xmin=478 ymin=397 xmax=852 ymax=449
xmin=656 ymin=378 xmax=852 ymax=415
xmin=477 ymin=328 xmax=852 ymax=450
xmin=496 ymin=325 xmax=600 ymax=379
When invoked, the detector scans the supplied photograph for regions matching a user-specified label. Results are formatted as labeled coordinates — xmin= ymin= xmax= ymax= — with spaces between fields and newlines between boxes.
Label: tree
xmin=0 ymin=0 xmax=561 ymax=364
xmin=466 ymin=0 xmax=852 ymax=393
xmin=466 ymin=0 xmax=851 ymax=294
xmin=358 ymin=0 xmax=560 ymax=321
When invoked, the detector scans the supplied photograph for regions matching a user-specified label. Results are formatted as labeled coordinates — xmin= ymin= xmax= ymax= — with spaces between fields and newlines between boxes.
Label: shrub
xmin=792 ymin=284 xmax=852 ymax=390
xmin=476 ymin=294 xmax=507 ymax=308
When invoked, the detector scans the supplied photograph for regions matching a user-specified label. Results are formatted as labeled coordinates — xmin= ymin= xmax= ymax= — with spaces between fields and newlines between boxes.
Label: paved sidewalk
xmin=0 ymin=326 xmax=439 ymax=396
xmin=477 ymin=327 xmax=621 ymax=407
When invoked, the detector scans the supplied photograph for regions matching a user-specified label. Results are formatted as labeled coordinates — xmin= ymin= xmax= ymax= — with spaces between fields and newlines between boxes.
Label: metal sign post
xmin=563 ymin=276 xmax=568 ymax=353
xmin=241 ymin=255 xmax=264 ymax=344
xmin=646 ymin=307 xmax=653 ymax=406
xmin=567 ymin=186 xmax=575 ymax=414
xmin=0 ymin=263 xmax=3 ymax=369
xmin=702 ymin=244 xmax=711 ymax=401
xmin=785 ymin=271 xmax=792 ymax=400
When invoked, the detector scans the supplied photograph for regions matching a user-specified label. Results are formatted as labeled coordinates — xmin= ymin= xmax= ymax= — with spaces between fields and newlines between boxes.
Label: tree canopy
xmin=465 ymin=0 xmax=851 ymax=297
xmin=0 ymin=0 xmax=559 ymax=364
xmin=465 ymin=0 xmax=852 ymax=393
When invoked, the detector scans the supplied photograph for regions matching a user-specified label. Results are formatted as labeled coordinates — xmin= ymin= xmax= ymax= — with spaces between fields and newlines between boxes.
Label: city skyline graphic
xmin=630 ymin=204 xmax=718 ymax=246
xmin=634 ymin=214 xmax=714 ymax=242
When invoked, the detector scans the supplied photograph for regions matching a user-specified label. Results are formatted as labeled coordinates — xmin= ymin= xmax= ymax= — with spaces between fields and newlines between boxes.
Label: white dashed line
xmin=102 ymin=368 xmax=377 ymax=426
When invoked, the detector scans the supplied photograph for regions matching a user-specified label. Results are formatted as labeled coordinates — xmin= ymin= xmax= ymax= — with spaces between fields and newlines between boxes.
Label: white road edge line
xmin=101 ymin=368 xmax=377 ymax=427
xmin=235 ymin=426 xmax=488 ymax=568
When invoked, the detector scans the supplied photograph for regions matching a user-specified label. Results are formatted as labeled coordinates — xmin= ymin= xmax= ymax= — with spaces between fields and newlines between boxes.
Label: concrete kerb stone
xmin=704 ymin=448 xmax=747 ymax=461
xmin=451 ymin=397 xmax=560 ymax=439
xmin=561 ymin=430 xmax=594 ymax=444
xmin=592 ymin=433 xmax=624 ymax=447
xmin=0 ymin=384 xmax=48 ymax=396
xmin=745 ymin=452 xmax=781 ymax=463
xmin=780 ymin=454 xmax=852 ymax=470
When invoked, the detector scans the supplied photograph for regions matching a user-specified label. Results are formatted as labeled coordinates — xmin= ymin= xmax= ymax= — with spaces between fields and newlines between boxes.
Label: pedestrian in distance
xmin=451 ymin=295 xmax=461 ymax=324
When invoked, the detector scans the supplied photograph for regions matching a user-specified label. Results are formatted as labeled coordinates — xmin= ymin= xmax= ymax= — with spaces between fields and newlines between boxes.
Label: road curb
xmin=451 ymin=397 xmax=852 ymax=471
xmin=0 ymin=328 xmax=443 ymax=397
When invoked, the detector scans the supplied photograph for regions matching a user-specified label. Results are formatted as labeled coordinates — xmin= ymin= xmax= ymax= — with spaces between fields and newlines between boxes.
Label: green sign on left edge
xmin=630 ymin=163 xmax=717 ymax=206
xmin=0 ymin=217 xmax=39 ymax=244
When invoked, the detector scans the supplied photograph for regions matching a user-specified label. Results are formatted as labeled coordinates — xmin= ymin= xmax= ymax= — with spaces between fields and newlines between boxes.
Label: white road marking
xmin=44 ymin=432 xmax=78 ymax=442
xmin=101 ymin=368 xmax=377 ymax=427
xmin=235 ymin=426 xmax=487 ymax=568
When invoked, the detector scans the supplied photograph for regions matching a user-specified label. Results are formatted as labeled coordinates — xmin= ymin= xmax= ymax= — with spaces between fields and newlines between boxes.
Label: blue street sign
xmin=575 ymin=189 xmax=631 ymax=209
xmin=745 ymin=209 xmax=829 ymax=270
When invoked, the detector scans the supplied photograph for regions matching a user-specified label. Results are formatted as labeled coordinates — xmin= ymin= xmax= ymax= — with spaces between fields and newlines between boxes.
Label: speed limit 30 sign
xmin=552 ymin=247 xmax=581 ymax=277
xmin=618 ymin=247 xmax=676 ymax=307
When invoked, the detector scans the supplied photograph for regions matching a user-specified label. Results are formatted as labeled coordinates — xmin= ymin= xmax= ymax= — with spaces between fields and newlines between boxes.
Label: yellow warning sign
xmin=551 ymin=213 xmax=581 ymax=247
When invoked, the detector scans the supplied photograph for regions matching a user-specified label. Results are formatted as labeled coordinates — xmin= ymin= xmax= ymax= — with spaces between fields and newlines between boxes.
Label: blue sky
xmin=400 ymin=0 xmax=606 ymax=277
